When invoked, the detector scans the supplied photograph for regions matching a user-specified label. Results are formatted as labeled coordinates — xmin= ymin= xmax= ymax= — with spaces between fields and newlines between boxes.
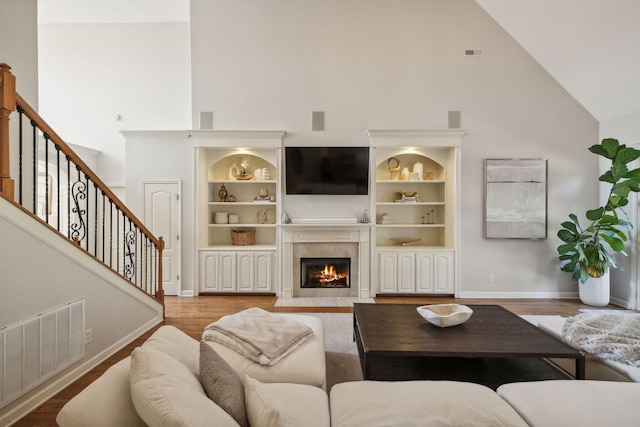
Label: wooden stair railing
xmin=0 ymin=63 xmax=164 ymax=306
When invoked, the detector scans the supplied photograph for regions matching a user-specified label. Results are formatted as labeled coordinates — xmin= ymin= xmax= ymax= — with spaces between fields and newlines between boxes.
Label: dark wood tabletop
xmin=353 ymin=303 xmax=585 ymax=384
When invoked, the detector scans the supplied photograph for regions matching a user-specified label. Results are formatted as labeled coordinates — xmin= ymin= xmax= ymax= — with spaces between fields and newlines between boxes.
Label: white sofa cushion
xmin=497 ymin=380 xmax=640 ymax=426
xmin=330 ymin=380 xmax=528 ymax=427
xmin=205 ymin=314 xmax=327 ymax=389
xmin=130 ymin=346 xmax=240 ymax=427
xmin=537 ymin=316 xmax=640 ymax=381
xmin=244 ymin=375 xmax=330 ymax=427
xmin=142 ymin=324 xmax=200 ymax=375
xmin=56 ymin=357 xmax=145 ymax=427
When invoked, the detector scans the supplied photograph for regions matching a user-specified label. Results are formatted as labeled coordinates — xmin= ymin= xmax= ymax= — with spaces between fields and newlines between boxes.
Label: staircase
xmin=0 ymin=63 xmax=165 ymax=425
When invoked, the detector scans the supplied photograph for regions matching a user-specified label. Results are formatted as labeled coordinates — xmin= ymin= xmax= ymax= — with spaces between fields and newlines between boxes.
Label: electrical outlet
xmin=488 ymin=274 xmax=495 ymax=284
xmin=84 ymin=329 xmax=92 ymax=344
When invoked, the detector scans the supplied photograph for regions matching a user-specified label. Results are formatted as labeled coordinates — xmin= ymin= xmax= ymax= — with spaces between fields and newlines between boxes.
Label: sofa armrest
xmin=497 ymin=380 xmax=640 ymax=426
xmin=56 ymin=357 xmax=145 ymax=427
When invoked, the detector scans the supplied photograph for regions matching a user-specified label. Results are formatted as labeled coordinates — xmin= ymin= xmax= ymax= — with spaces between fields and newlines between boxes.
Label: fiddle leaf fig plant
xmin=557 ymin=138 xmax=640 ymax=283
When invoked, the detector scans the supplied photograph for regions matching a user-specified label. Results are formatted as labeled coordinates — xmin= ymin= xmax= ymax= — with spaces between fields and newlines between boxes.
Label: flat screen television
xmin=285 ymin=146 xmax=370 ymax=195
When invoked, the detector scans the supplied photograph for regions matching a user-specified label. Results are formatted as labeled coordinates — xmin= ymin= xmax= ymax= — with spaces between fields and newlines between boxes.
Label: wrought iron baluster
xmin=70 ymin=166 xmax=87 ymax=245
xmin=44 ymin=134 xmax=50 ymax=223
xmin=17 ymin=105 xmax=23 ymax=204
xmin=66 ymin=155 xmax=71 ymax=239
xmin=116 ymin=206 xmax=120 ymax=273
xmin=144 ymin=235 xmax=149 ymax=292
xmin=109 ymin=200 xmax=113 ymax=267
xmin=101 ymin=191 xmax=106 ymax=262
xmin=124 ymin=218 xmax=136 ymax=282
xmin=94 ymin=182 xmax=98 ymax=257
xmin=56 ymin=144 xmax=61 ymax=231
xmin=84 ymin=173 xmax=89 ymax=251
xmin=31 ymin=120 xmax=36 ymax=214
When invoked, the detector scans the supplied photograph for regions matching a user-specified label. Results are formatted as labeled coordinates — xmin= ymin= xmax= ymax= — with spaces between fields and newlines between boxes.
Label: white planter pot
xmin=579 ymin=271 xmax=610 ymax=306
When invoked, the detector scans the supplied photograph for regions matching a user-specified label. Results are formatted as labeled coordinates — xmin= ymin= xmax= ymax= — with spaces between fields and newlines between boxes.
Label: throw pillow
xmin=244 ymin=375 xmax=296 ymax=427
xmin=200 ymin=341 xmax=249 ymax=427
xmin=130 ymin=346 xmax=240 ymax=427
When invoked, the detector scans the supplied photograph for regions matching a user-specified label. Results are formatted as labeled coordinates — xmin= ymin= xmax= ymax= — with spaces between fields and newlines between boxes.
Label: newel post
xmin=0 ymin=63 xmax=16 ymax=200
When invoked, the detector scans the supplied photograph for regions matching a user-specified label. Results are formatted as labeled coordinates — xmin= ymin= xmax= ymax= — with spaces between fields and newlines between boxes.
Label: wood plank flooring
xmin=12 ymin=295 xmax=609 ymax=426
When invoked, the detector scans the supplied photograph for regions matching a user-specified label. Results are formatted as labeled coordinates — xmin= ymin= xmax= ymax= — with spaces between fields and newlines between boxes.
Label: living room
xmin=25 ymin=0 xmax=639 ymax=305
xmin=2 ymin=0 xmax=640 ymax=425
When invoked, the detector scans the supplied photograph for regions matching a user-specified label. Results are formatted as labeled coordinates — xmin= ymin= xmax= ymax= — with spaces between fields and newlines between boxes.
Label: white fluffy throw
xmin=202 ymin=307 xmax=313 ymax=366
xmin=562 ymin=313 xmax=640 ymax=366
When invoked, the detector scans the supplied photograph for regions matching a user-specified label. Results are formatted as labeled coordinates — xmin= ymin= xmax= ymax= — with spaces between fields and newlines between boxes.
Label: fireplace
xmin=281 ymin=225 xmax=371 ymax=298
xmin=301 ymin=257 xmax=350 ymax=288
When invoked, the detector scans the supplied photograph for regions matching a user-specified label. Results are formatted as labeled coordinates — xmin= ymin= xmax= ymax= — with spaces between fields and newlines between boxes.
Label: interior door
xmin=143 ymin=181 xmax=181 ymax=296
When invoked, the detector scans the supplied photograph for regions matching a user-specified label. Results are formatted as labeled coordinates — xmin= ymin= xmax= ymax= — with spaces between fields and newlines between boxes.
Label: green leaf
xmin=560 ymin=221 xmax=579 ymax=234
xmin=586 ymin=208 xmax=604 ymax=221
xmin=617 ymin=147 xmax=640 ymax=164
xmin=600 ymin=234 xmax=625 ymax=252
xmin=599 ymin=170 xmax=616 ymax=184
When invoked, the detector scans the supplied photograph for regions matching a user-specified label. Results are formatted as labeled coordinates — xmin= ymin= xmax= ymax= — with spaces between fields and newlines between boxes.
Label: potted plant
xmin=557 ymin=138 xmax=640 ymax=305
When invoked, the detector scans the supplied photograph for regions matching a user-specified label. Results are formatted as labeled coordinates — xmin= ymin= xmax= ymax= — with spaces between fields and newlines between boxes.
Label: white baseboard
xmin=456 ymin=291 xmax=579 ymax=299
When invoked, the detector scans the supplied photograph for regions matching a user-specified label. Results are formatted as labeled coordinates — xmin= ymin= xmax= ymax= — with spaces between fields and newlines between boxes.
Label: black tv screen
xmin=285 ymin=146 xmax=369 ymax=195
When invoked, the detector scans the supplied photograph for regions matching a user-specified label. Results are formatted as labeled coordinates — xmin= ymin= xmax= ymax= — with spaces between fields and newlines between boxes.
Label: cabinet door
xmin=237 ymin=253 xmax=255 ymax=292
xmin=397 ymin=253 xmax=416 ymax=293
xmin=434 ymin=251 xmax=454 ymax=293
xmin=219 ymin=252 xmax=237 ymax=292
xmin=416 ymin=252 xmax=434 ymax=293
xmin=200 ymin=252 xmax=221 ymax=293
xmin=378 ymin=252 xmax=398 ymax=293
xmin=254 ymin=251 xmax=273 ymax=292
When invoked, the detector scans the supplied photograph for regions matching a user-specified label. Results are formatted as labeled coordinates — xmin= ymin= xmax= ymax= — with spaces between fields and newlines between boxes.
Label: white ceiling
xmin=475 ymin=0 xmax=640 ymax=122
xmin=38 ymin=0 xmax=640 ymax=122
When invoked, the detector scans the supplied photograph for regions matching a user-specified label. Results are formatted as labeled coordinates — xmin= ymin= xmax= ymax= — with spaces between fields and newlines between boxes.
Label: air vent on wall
xmin=0 ymin=299 xmax=85 ymax=409
xmin=464 ymin=49 xmax=484 ymax=57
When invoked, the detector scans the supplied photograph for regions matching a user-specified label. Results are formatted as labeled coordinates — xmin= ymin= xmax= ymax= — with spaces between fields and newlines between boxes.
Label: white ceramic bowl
xmin=416 ymin=304 xmax=473 ymax=327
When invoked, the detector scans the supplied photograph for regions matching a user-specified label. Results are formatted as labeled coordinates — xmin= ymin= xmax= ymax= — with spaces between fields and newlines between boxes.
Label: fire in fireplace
xmin=301 ymin=257 xmax=350 ymax=288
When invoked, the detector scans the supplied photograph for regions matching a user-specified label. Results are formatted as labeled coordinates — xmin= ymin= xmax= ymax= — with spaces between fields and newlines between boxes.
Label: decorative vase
xmin=228 ymin=163 xmax=240 ymax=179
xmin=218 ymin=184 xmax=228 ymax=202
xmin=579 ymin=271 xmax=610 ymax=306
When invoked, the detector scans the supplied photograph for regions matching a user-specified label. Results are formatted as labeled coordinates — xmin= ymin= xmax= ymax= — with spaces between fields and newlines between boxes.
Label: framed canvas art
xmin=484 ymin=158 xmax=547 ymax=239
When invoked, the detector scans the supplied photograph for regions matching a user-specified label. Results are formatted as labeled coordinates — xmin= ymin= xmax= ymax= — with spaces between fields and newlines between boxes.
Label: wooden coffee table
xmin=353 ymin=303 xmax=585 ymax=389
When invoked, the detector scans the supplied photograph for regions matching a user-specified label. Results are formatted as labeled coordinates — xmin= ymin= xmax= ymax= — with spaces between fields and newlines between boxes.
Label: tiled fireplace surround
xmin=280 ymin=225 xmax=371 ymax=298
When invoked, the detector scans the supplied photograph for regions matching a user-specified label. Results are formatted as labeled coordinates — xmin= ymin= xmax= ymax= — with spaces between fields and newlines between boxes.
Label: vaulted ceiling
xmin=475 ymin=0 xmax=640 ymax=122
xmin=38 ymin=0 xmax=640 ymax=122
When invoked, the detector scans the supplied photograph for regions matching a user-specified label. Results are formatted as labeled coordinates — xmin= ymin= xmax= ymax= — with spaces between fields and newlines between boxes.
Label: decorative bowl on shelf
xmin=417 ymin=304 xmax=473 ymax=327
xmin=398 ymin=191 xmax=417 ymax=197
xmin=391 ymin=237 xmax=421 ymax=246
xmin=236 ymin=174 xmax=253 ymax=180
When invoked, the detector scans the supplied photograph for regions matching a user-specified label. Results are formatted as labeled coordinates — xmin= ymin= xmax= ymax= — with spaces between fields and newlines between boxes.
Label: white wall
xmin=0 ymin=0 xmax=38 ymax=106
xmin=187 ymin=0 xmax=599 ymax=298
xmin=37 ymin=21 xmax=192 ymax=186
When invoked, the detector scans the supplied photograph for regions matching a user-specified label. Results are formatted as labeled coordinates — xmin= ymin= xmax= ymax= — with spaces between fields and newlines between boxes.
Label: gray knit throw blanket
xmin=562 ymin=313 xmax=640 ymax=367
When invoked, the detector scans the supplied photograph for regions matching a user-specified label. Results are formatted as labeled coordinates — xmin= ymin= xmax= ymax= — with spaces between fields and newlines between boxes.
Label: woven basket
xmin=231 ymin=228 xmax=255 ymax=246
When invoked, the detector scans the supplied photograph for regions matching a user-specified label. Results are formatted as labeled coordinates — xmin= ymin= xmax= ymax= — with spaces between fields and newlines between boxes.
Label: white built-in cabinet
xmin=378 ymin=250 xmax=454 ymax=294
xmin=196 ymin=132 xmax=285 ymax=294
xmin=368 ymin=130 xmax=464 ymax=295
xmin=200 ymin=251 xmax=273 ymax=293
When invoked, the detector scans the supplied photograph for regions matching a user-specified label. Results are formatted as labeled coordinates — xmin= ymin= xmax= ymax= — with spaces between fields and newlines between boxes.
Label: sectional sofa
xmin=57 ymin=316 xmax=640 ymax=427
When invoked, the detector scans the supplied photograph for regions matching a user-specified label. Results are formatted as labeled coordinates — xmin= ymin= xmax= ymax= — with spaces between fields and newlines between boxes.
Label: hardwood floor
xmin=13 ymin=295 xmax=609 ymax=426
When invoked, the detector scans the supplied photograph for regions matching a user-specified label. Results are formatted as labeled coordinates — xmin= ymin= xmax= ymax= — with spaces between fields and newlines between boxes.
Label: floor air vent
xmin=1 ymin=299 xmax=84 ymax=408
